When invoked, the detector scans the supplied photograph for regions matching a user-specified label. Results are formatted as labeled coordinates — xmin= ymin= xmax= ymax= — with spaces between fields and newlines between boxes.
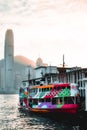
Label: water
xmin=0 ymin=94 xmax=85 ymax=130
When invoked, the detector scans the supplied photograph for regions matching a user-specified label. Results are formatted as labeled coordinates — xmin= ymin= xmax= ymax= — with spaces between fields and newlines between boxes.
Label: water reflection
xmin=0 ymin=94 xmax=84 ymax=130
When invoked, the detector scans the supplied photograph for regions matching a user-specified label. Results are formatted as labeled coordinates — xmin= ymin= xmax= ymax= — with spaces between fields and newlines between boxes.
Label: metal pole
xmin=85 ymin=82 xmax=87 ymax=111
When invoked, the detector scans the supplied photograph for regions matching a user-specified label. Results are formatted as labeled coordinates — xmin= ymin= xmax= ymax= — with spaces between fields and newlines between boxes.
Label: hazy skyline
xmin=0 ymin=0 xmax=87 ymax=67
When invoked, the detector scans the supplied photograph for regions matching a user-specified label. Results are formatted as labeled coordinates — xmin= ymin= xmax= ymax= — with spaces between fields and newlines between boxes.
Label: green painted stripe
xmin=58 ymin=89 xmax=70 ymax=97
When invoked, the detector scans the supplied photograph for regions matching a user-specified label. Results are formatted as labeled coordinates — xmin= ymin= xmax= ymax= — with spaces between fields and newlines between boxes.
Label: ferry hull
xmin=22 ymin=103 xmax=79 ymax=115
xmin=29 ymin=107 xmax=78 ymax=114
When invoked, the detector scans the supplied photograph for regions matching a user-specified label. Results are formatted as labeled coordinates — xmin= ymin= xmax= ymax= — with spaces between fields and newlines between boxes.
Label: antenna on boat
xmin=63 ymin=54 xmax=65 ymax=68
xmin=60 ymin=54 xmax=67 ymax=68
xmin=59 ymin=54 xmax=68 ymax=83
xmin=60 ymin=54 xmax=66 ymax=68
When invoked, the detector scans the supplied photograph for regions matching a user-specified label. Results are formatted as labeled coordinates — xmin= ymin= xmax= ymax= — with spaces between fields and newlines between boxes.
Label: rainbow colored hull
xmin=19 ymin=83 xmax=80 ymax=115
xmin=29 ymin=105 xmax=79 ymax=114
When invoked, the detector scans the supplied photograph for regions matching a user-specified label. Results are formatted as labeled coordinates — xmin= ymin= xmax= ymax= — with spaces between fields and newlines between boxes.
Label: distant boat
xmin=19 ymin=80 xmax=80 ymax=114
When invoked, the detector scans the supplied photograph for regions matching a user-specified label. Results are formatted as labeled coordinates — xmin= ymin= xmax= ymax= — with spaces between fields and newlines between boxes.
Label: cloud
xmin=0 ymin=0 xmax=87 ymax=24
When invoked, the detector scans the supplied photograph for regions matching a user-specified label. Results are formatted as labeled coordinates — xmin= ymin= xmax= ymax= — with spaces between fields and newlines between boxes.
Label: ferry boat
xmin=19 ymin=81 xmax=80 ymax=114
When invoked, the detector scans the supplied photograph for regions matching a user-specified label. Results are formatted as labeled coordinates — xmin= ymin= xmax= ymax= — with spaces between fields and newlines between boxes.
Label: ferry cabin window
xmin=66 ymin=86 xmax=70 ymax=89
xmin=39 ymin=98 xmax=44 ymax=102
xmin=57 ymin=86 xmax=61 ymax=91
xmin=39 ymin=88 xmax=42 ymax=92
xmin=28 ymin=99 xmax=32 ymax=107
xmin=30 ymin=89 xmax=34 ymax=93
xmin=62 ymin=86 xmax=65 ymax=89
xmin=54 ymin=86 xmax=56 ymax=90
xmin=64 ymin=97 xmax=75 ymax=104
xmin=30 ymin=89 xmax=31 ymax=93
xmin=44 ymin=88 xmax=47 ymax=92
xmin=30 ymin=88 xmax=38 ymax=93
xmin=52 ymin=98 xmax=64 ymax=104
xmin=45 ymin=98 xmax=51 ymax=102
xmin=52 ymin=98 xmax=57 ymax=104
xmin=42 ymin=88 xmax=48 ymax=92
xmin=50 ymin=87 xmax=52 ymax=91
xmin=42 ymin=88 xmax=44 ymax=92
xmin=35 ymin=88 xmax=38 ymax=93
xmin=33 ymin=99 xmax=38 ymax=105
xmin=76 ymin=96 xmax=80 ymax=104
xmin=39 ymin=88 xmax=50 ymax=92
xmin=57 ymin=98 xmax=63 ymax=104
xmin=46 ymin=88 xmax=50 ymax=91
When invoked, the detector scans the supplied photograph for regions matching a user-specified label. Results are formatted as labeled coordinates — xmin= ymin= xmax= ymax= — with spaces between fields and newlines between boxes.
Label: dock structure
xmin=85 ymin=80 xmax=87 ymax=111
xmin=79 ymin=78 xmax=87 ymax=111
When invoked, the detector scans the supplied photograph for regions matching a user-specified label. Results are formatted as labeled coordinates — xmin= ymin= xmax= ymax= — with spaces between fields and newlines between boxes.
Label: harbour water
xmin=0 ymin=94 xmax=86 ymax=130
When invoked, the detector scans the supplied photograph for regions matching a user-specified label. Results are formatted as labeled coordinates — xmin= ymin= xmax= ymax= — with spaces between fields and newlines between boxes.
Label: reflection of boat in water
xmin=19 ymin=81 xmax=80 ymax=114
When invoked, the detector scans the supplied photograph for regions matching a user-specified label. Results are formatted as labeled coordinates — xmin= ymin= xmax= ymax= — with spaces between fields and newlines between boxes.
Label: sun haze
xmin=0 ymin=0 xmax=87 ymax=67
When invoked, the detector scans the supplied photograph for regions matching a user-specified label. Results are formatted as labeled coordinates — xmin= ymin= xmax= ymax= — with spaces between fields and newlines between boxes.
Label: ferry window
xmin=62 ymin=86 xmax=65 ymax=89
xmin=34 ymin=88 xmax=37 ymax=93
xmin=76 ymin=97 xmax=80 ymax=104
xmin=54 ymin=86 xmax=56 ymax=90
xmin=39 ymin=88 xmax=42 ymax=92
xmin=42 ymin=88 xmax=45 ymax=92
xmin=33 ymin=99 xmax=38 ymax=105
xmin=34 ymin=89 xmax=36 ymax=92
xmin=44 ymin=88 xmax=46 ymax=92
xmin=39 ymin=98 xmax=44 ymax=102
xmin=42 ymin=88 xmax=44 ymax=92
xmin=31 ymin=89 xmax=33 ymax=93
xmin=67 ymin=86 xmax=70 ymax=89
xmin=68 ymin=86 xmax=70 ymax=89
xmin=31 ymin=89 xmax=34 ymax=93
xmin=69 ymin=97 xmax=74 ymax=104
xmin=52 ymin=98 xmax=57 ymax=104
xmin=28 ymin=99 xmax=32 ymax=107
xmin=46 ymin=88 xmax=49 ymax=91
xmin=57 ymin=86 xmax=61 ymax=91
xmin=36 ymin=88 xmax=38 ymax=92
xmin=29 ymin=89 xmax=31 ymax=93
xmin=36 ymin=88 xmax=37 ymax=92
xmin=64 ymin=97 xmax=68 ymax=104
xmin=29 ymin=99 xmax=32 ymax=102
xmin=30 ymin=89 xmax=32 ymax=93
xmin=46 ymin=98 xmax=51 ymax=102
xmin=57 ymin=98 xmax=63 ymax=104
xmin=50 ymin=87 xmax=52 ymax=91
xmin=64 ymin=97 xmax=74 ymax=104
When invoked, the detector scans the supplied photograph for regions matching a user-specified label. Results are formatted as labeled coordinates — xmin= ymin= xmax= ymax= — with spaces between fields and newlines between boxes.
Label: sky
xmin=0 ymin=0 xmax=87 ymax=67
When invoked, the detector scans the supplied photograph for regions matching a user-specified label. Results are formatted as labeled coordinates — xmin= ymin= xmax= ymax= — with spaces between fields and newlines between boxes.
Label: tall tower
xmin=4 ymin=29 xmax=14 ymax=93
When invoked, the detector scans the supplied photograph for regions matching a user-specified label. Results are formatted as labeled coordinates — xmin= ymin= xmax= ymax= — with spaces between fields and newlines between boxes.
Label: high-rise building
xmin=4 ymin=29 xmax=14 ymax=93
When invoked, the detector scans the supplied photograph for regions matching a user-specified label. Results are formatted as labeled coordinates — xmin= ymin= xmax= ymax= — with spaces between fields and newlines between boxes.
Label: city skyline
xmin=0 ymin=0 xmax=87 ymax=67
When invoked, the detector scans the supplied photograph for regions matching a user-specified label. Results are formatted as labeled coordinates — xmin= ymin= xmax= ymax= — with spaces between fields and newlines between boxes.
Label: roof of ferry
xmin=31 ymin=83 xmax=70 ymax=89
